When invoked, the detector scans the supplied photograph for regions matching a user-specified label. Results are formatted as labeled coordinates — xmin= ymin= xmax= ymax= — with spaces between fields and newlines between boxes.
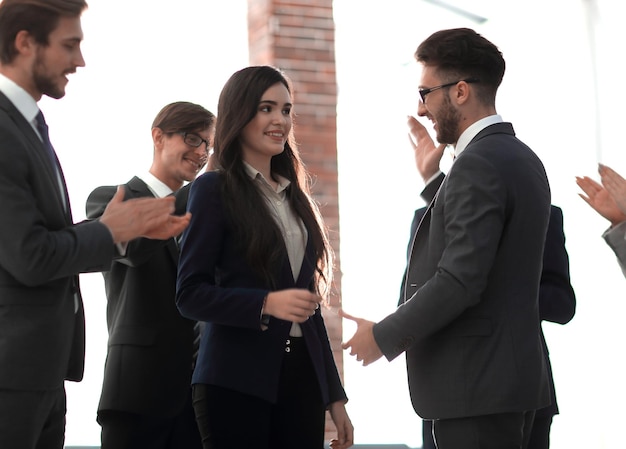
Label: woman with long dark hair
xmin=176 ymin=65 xmax=353 ymax=449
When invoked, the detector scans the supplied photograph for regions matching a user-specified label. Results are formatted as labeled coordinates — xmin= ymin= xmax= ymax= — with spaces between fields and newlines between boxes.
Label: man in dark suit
xmin=341 ymin=28 xmax=551 ymax=449
xmin=408 ymin=116 xmax=576 ymax=449
xmin=85 ymin=102 xmax=215 ymax=449
xmin=0 ymin=2 xmax=190 ymax=448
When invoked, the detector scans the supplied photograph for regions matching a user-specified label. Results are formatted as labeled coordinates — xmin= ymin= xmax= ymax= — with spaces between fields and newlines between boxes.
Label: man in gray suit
xmin=0 ymin=2 xmax=189 ymax=448
xmin=342 ymin=28 xmax=551 ymax=449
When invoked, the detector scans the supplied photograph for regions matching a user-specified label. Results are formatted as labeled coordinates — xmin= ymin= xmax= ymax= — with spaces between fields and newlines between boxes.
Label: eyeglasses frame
xmin=176 ymin=131 xmax=211 ymax=151
xmin=419 ymin=78 xmax=480 ymax=103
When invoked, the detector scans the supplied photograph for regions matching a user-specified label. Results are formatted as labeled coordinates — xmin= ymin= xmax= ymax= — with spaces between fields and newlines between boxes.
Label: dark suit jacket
xmin=86 ymin=177 xmax=196 ymax=417
xmin=536 ymin=205 xmax=576 ymax=417
xmin=414 ymin=174 xmax=576 ymax=419
xmin=176 ymin=171 xmax=347 ymax=406
xmin=374 ymin=122 xmax=552 ymax=420
xmin=0 ymin=91 xmax=114 ymax=391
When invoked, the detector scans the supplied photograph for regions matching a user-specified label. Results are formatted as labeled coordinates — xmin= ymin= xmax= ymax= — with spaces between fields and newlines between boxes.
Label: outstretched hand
xmin=407 ymin=115 xmax=446 ymax=181
xmin=340 ymin=309 xmax=383 ymax=366
xmin=576 ymin=174 xmax=626 ymax=226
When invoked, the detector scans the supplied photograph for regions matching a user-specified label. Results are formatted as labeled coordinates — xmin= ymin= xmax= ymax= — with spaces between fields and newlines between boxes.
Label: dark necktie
xmin=35 ymin=111 xmax=59 ymax=168
xmin=35 ymin=111 xmax=67 ymax=211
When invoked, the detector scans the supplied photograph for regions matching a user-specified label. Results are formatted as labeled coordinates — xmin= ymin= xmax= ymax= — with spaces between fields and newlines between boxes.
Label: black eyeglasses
xmin=419 ymin=78 xmax=480 ymax=103
xmin=177 ymin=132 xmax=210 ymax=151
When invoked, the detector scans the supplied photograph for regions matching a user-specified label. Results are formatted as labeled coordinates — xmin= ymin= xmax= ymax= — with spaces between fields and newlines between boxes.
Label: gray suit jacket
xmin=0 ymin=91 xmax=114 ymax=390
xmin=374 ymin=122 xmax=551 ymax=419
xmin=603 ymin=222 xmax=626 ymax=277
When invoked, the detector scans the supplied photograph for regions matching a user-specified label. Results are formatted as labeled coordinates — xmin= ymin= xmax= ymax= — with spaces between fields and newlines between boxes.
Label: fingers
xmin=264 ymin=289 xmax=321 ymax=323
xmin=101 ymin=195 xmax=180 ymax=243
xmin=598 ymin=163 xmax=622 ymax=180
xmin=338 ymin=308 xmax=360 ymax=323
xmin=577 ymin=193 xmax=591 ymax=205
xmin=407 ymin=132 xmax=417 ymax=150
xmin=143 ymin=213 xmax=191 ymax=240
xmin=576 ymin=176 xmax=601 ymax=197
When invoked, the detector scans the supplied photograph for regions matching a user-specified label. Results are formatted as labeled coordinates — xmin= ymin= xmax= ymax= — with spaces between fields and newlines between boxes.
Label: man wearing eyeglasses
xmin=342 ymin=28 xmax=552 ymax=449
xmin=85 ymin=102 xmax=215 ymax=449
xmin=406 ymin=116 xmax=576 ymax=449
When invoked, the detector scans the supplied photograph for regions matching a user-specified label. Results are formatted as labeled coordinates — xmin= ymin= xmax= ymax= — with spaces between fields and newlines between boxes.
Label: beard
xmin=435 ymin=93 xmax=461 ymax=145
xmin=32 ymin=52 xmax=66 ymax=99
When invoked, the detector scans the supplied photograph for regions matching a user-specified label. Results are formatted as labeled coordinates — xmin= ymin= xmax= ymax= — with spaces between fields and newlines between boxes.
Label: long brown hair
xmin=212 ymin=65 xmax=333 ymax=298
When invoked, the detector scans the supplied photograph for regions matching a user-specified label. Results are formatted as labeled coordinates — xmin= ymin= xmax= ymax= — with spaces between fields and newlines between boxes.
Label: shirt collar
xmin=243 ymin=161 xmax=290 ymax=193
xmin=454 ymin=114 xmax=503 ymax=158
xmin=140 ymin=171 xmax=175 ymax=198
xmin=0 ymin=73 xmax=40 ymax=124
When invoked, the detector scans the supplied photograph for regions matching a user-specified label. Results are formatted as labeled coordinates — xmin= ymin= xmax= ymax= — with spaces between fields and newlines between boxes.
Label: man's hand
xmin=340 ymin=309 xmax=383 ymax=366
xmin=599 ymin=163 xmax=626 ymax=216
xmin=263 ymin=289 xmax=321 ymax=323
xmin=576 ymin=174 xmax=626 ymax=226
xmin=407 ymin=115 xmax=446 ymax=181
xmin=100 ymin=186 xmax=191 ymax=243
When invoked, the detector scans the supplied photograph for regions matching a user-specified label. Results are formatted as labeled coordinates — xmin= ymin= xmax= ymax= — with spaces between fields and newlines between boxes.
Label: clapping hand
xmin=576 ymin=166 xmax=626 ymax=226
xmin=599 ymin=163 xmax=626 ymax=216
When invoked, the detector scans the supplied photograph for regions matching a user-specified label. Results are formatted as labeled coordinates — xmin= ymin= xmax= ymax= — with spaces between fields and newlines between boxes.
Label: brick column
xmin=248 ymin=0 xmax=344 ymax=441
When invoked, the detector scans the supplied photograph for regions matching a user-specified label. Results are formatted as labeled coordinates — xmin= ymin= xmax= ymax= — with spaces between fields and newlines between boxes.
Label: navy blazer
xmin=176 ymin=171 xmax=346 ymax=406
xmin=86 ymin=177 xmax=197 ymax=417
xmin=374 ymin=122 xmax=552 ymax=419
xmin=412 ymin=173 xmax=576 ymax=418
xmin=0 ymin=91 xmax=113 ymax=390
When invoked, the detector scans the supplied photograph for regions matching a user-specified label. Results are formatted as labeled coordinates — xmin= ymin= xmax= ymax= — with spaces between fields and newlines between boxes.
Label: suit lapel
xmin=0 ymin=92 xmax=70 ymax=222
xmin=402 ymin=175 xmax=447 ymax=303
xmin=126 ymin=176 xmax=179 ymax=262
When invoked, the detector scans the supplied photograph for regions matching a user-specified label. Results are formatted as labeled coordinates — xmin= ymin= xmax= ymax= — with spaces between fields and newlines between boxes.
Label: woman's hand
xmin=328 ymin=401 xmax=354 ymax=449
xmin=263 ymin=289 xmax=321 ymax=323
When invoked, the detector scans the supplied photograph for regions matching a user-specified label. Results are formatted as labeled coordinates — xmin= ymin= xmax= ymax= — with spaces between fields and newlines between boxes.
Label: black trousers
xmin=192 ymin=337 xmax=326 ymax=449
xmin=526 ymin=415 xmax=552 ymax=449
xmin=0 ymin=387 xmax=66 ymax=449
xmin=98 ymin=388 xmax=202 ymax=449
xmin=432 ymin=411 xmax=536 ymax=449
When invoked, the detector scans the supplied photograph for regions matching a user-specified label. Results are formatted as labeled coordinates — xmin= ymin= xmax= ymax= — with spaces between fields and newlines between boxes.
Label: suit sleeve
xmin=313 ymin=312 xmax=348 ymax=404
xmin=175 ymin=173 xmax=268 ymax=329
xmin=539 ymin=206 xmax=576 ymax=324
xmin=0 ymin=119 xmax=113 ymax=286
xmin=602 ymin=221 xmax=626 ymax=278
xmin=420 ymin=172 xmax=445 ymax=204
